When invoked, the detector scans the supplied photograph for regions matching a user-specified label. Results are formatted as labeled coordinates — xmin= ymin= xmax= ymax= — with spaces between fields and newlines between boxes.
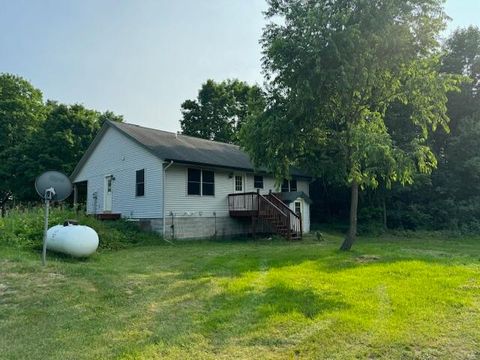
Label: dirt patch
xmin=355 ymin=255 xmax=381 ymax=263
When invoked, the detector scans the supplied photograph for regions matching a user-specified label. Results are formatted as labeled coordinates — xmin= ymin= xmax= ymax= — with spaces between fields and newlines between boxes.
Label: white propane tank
xmin=46 ymin=224 xmax=99 ymax=257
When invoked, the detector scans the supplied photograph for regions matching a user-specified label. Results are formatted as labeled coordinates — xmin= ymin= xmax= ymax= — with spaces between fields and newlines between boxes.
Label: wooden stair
xmin=228 ymin=192 xmax=302 ymax=240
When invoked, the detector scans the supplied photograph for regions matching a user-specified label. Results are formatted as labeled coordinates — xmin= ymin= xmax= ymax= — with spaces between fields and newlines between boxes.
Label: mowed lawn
xmin=1 ymin=233 xmax=480 ymax=359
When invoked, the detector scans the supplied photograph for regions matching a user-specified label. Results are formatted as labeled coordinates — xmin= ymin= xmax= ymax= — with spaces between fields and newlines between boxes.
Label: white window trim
xmin=233 ymin=173 xmax=245 ymax=193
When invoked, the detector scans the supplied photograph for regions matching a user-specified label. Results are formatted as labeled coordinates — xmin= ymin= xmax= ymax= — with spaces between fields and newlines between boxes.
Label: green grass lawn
xmin=1 ymin=232 xmax=480 ymax=359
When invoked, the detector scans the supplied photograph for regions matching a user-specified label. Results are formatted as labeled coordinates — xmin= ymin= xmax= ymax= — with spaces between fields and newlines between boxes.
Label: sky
xmin=1 ymin=0 xmax=479 ymax=133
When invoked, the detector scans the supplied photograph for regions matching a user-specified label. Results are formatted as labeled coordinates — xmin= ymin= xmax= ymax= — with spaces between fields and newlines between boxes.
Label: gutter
xmin=162 ymin=160 xmax=174 ymax=238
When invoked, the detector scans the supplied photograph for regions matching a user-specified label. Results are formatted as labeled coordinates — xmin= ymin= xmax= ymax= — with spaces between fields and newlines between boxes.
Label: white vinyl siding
xmin=74 ymin=127 xmax=164 ymax=218
xmin=165 ymin=165 xmax=232 ymax=217
xmin=164 ymin=164 xmax=310 ymax=218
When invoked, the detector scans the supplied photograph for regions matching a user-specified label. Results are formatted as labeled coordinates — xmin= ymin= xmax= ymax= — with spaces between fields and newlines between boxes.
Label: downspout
xmin=163 ymin=160 xmax=174 ymax=238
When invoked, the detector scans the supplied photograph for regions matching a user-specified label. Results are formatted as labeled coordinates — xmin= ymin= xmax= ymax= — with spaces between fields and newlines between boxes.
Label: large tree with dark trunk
xmin=240 ymin=0 xmax=462 ymax=250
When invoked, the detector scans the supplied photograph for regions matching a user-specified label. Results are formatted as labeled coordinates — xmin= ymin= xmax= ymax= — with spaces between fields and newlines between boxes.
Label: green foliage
xmin=360 ymin=27 xmax=480 ymax=233
xmin=0 ymin=207 xmax=161 ymax=251
xmin=240 ymin=0 xmax=463 ymax=248
xmin=0 ymin=74 xmax=46 ymax=206
xmin=242 ymin=0 xmax=461 ymax=188
xmin=180 ymin=79 xmax=265 ymax=144
xmin=0 ymin=73 xmax=123 ymax=202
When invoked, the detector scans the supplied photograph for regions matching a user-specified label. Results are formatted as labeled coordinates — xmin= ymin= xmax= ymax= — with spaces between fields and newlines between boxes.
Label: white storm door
xmin=104 ymin=175 xmax=113 ymax=212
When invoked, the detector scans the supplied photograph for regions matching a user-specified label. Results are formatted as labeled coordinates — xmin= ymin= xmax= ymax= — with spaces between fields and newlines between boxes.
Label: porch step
xmin=95 ymin=213 xmax=121 ymax=220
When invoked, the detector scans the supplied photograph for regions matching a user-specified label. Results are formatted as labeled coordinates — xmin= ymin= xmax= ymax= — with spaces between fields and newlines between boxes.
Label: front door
xmin=104 ymin=175 xmax=113 ymax=212
xmin=291 ymin=200 xmax=302 ymax=232
xmin=233 ymin=173 xmax=246 ymax=209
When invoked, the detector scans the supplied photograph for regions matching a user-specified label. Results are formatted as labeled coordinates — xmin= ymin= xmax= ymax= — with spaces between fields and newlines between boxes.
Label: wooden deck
xmin=228 ymin=191 xmax=302 ymax=240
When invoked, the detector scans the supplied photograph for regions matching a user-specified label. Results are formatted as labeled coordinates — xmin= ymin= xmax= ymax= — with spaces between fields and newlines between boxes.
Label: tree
xmin=15 ymin=102 xmax=123 ymax=201
xmin=0 ymin=73 xmax=124 ymax=206
xmin=180 ymin=79 xmax=265 ymax=144
xmin=241 ymin=0 xmax=462 ymax=250
xmin=432 ymin=26 xmax=480 ymax=156
xmin=0 ymin=74 xmax=45 ymax=213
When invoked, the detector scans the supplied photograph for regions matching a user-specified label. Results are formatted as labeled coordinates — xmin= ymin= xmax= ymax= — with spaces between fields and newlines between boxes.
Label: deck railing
xmin=227 ymin=191 xmax=302 ymax=240
xmin=228 ymin=192 xmax=259 ymax=213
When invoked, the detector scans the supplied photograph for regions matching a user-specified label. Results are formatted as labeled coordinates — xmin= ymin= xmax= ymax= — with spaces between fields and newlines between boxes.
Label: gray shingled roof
xmin=277 ymin=191 xmax=313 ymax=204
xmin=71 ymin=121 xmax=310 ymax=180
xmin=108 ymin=121 xmax=309 ymax=177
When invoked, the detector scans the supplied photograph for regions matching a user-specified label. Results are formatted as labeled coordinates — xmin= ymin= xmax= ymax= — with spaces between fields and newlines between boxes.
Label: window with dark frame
xmin=202 ymin=170 xmax=215 ymax=196
xmin=281 ymin=179 xmax=297 ymax=192
xmin=187 ymin=168 xmax=201 ymax=195
xmin=188 ymin=168 xmax=215 ymax=196
xmin=136 ymin=169 xmax=145 ymax=196
xmin=290 ymin=179 xmax=297 ymax=192
xmin=254 ymin=175 xmax=264 ymax=189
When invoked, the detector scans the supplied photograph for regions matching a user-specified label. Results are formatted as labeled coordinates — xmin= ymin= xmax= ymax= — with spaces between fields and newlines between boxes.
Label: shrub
xmin=0 ymin=206 xmax=162 ymax=251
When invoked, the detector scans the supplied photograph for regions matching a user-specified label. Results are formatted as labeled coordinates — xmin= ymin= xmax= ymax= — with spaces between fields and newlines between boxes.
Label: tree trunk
xmin=340 ymin=181 xmax=359 ymax=251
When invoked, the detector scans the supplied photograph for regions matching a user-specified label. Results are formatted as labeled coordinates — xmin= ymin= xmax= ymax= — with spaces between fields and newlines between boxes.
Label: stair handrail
xmin=267 ymin=192 xmax=302 ymax=239
xmin=267 ymin=192 xmax=301 ymax=220
xmin=258 ymin=194 xmax=288 ymax=217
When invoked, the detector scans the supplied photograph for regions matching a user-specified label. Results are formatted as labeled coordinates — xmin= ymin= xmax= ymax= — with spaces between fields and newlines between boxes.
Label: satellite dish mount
xmin=35 ymin=171 xmax=73 ymax=265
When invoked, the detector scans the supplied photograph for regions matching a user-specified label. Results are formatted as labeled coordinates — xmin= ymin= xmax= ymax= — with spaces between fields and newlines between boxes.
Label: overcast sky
xmin=1 ymin=0 xmax=479 ymax=132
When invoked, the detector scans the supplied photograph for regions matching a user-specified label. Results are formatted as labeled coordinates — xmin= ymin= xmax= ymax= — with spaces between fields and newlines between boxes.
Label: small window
xmin=202 ymin=170 xmax=215 ymax=196
xmin=290 ymin=179 xmax=297 ymax=192
xmin=107 ymin=176 xmax=112 ymax=192
xmin=281 ymin=179 xmax=297 ymax=192
xmin=136 ymin=169 xmax=145 ymax=196
xmin=254 ymin=175 xmax=264 ymax=189
xmin=295 ymin=201 xmax=301 ymax=215
xmin=235 ymin=175 xmax=243 ymax=192
xmin=188 ymin=168 xmax=201 ymax=195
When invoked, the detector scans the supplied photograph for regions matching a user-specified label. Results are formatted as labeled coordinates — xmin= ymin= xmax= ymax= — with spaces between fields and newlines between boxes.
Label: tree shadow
xmin=197 ymin=283 xmax=348 ymax=347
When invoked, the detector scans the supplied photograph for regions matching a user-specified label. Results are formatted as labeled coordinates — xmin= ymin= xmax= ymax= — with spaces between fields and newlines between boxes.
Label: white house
xmin=71 ymin=121 xmax=313 ymax=240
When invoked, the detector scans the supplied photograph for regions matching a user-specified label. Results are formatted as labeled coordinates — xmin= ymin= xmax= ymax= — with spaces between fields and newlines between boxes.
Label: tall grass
xmin=0 ymin=207 xmax=163 ymax=251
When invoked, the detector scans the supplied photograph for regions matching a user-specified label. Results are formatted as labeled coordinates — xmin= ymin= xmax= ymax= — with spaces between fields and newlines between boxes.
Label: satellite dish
xmin=35 ymin=171 xmax=72 ymax=201
xmin=35 ymin=171 xmax=73 ymax=266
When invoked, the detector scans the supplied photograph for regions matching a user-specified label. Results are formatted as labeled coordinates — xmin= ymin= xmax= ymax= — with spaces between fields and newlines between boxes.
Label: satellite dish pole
xmin=35 ymin=171 xmax=72 ymax=266
xmin=42 ymin=187 xmax=55 ymax=265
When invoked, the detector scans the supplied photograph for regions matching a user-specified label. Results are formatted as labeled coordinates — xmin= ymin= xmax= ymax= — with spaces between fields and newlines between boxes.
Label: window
xmin=290 ymin=179 xmax=297 ymax=192
xmin=235 ymin=175 xmax=243 ymax=192
xmin=281 ymin=179 xmax=297 ymax=192
xmin=136 ymin=169 xmax=145 ymax=196
xmin=106 ymin=176 xmax=112 ymax=193
xmin=295 ymin=201 xmax=302 ymax=216
xmin=188 ymin=168 xmax=215 ymax=196
xmin=187 ymin=168 xmax=201 ymax=195
xmin=202 ymin=170 xmax=215 ymax=196
xmin=254 ymin=175 xmax=263 ymax=189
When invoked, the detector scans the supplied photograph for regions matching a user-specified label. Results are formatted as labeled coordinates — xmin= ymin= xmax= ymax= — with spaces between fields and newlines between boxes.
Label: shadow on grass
xmin=145 ymin=282 xmax=348 ymax=349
